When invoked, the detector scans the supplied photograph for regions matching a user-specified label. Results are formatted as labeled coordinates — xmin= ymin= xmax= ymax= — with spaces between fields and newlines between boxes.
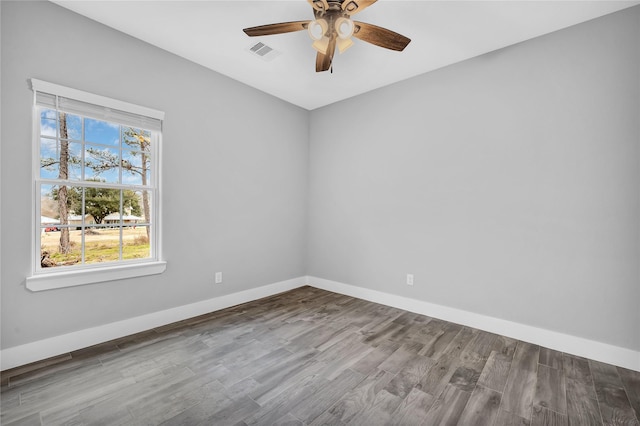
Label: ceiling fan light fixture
xmin=335 ymin=17 xmax=354 ymax=39
xmin=337 ymin=37 xmax=354 ymax=53
xmin=243 ymin=0 xmax=411 ymax=73
xmin=312 ymin=36 xmax=330 ymax=54
xmin=307 ymin=19 xmax=328 ymax=41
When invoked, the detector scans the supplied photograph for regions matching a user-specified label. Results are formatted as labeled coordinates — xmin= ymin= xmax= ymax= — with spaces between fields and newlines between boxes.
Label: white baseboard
xmin=0 ymin=276 xmax=307 ymax=371
xmin=306 ymin=276 xmax=640 ymax=372
xmin=3 ymin=275 xmax=638 ymax=372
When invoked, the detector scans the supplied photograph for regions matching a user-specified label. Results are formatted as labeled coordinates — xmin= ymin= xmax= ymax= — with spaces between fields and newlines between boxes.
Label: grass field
xmin=41 ymin=227 xmax=150 ymax=266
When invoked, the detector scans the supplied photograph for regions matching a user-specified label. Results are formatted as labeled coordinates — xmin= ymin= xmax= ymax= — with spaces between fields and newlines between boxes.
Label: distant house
xmin=40 ymin=216 xmax=59 ymax=225
xmin=68 ymin=214 xmax=96 ymax=229
xmin=103 ymin=213 xmax=144 ymax=226
xmin=41 ymin=214 xmax=97 ymax=231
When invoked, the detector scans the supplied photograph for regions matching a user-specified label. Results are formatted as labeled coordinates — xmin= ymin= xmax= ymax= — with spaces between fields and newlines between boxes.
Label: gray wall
xmin=308 ymin=7 xmax=640 ymax=351
xmin=1 ymin=1 xmax=309 ymax=349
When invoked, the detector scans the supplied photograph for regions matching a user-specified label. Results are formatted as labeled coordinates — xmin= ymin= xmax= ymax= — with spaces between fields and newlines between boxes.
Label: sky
xmin=39 ymin=108 xmax=151 ymax=186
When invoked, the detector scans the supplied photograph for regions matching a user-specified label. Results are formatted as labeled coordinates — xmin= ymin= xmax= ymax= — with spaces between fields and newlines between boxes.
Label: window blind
xmin=31 ymin=79 xmax=163 ymax=131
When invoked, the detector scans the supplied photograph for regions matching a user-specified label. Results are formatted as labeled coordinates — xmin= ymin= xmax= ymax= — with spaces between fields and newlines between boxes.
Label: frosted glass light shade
xmin=337 ymin=37 xmax=353 ymax=53
xmin=312 ymin=37 xmax=330 ymax=54
xmin=335 ymin=17 xmax=354 ymax=39
xmin=308 ymin=19 xmax=328 ymax=41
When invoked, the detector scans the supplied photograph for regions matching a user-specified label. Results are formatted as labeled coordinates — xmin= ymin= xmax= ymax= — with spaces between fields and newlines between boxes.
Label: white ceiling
xmin=52 ymin=0 xmax=639 ymax=110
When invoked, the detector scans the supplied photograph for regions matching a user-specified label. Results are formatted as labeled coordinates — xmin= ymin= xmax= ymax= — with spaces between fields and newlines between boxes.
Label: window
xmin=27 ymin=79 xmax=166 ymax=291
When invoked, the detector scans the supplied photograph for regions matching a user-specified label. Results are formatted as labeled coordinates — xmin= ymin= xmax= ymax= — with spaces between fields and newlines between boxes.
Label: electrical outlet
xmin=406 ymin=274 xmax=414 ymax=286
xmin=215 ymin=272 xmax=223 ymax=284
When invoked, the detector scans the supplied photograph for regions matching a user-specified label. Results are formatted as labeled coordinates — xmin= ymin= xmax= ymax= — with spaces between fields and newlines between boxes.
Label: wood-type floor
xmin=1 ymin=286 xmax=639 ymax=425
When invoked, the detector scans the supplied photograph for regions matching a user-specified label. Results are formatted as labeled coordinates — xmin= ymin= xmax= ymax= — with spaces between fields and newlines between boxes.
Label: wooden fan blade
xmin=342 ymin=0 xmax=377 ymax=15
xmin=316 ymin=51 xmax=331 ymax=72
xmin=243 ymin=21 xmax=310 ymax=37
xmin=352 ymin=21 xmax=411 ymax=51
xmin=316 ymin=35 xmax=337 ymax=72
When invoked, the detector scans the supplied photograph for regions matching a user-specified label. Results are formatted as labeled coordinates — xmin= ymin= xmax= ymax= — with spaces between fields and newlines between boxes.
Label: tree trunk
xmin=141 ymin=144 xmax=151 ymax=240
xmin=58 ymin=112 xmax=71 ymax=254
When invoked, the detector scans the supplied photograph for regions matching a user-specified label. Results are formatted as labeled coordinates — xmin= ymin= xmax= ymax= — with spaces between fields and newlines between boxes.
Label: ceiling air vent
xmin=247 ymin=42 xmax=281 ymax=62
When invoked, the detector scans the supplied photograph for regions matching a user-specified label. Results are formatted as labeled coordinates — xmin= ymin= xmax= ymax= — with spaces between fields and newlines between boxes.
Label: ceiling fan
xmin=243 ymin=0 xmax=411 ymax=72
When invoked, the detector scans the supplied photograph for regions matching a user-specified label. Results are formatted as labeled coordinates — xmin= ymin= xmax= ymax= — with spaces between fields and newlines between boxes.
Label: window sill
xmin=26 ymin=261 xmax=167 ymax=291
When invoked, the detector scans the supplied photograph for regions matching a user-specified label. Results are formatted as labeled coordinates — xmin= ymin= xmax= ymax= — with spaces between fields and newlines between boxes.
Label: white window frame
xmin=27 ymin=79 xmax=166 ymax=291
